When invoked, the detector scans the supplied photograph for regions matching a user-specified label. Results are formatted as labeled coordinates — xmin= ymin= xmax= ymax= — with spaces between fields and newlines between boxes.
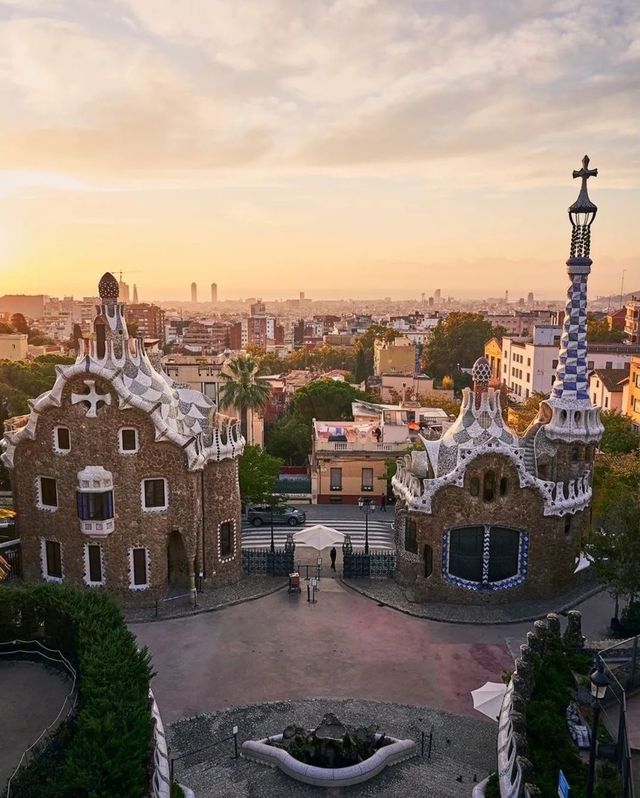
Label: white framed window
xmin=37 ymin=476 xmax=58 ymax=511
xmin=129 ymin=546 xmax=149 ymax=590
xmin=84 ymin=544 xmax=105 ymax=586
xmin=141 ymin=478 xmax=168 ymax=511
xmin=40 ymin=538 xmax=63 ymax=583
xmin=53 ymin=426 xmax=71 ymax=454
xmin=218 ymin=520 xmax=237 ymax=562
xmin=120 ymin=428 xmax=139 ymax=453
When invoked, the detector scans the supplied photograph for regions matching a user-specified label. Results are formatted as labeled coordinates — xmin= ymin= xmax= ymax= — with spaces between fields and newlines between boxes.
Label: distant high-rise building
xmin=119 ymin=280 xmax=130 ymax=303
xmin=299 ymin=291 xmax=305 ymax=302
xmin=527 ymin=292 xmax=534 ymax=304
xmin=434 ymin=288 xmax=441 ymax=302
xmin=421 ymin=292 xmax=425 ymax=303
xmin=191 ymin=282 xmax=198 ymax=303
xmin=133 ymin=284 xmax=139 ymax=304
xmin=505 ymin=290 xmax=509 ymax=303
xmin=211 ymin=283 xmax=218 ymax=303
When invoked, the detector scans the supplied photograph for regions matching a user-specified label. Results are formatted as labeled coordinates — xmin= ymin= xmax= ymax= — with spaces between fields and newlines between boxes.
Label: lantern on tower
xmin=568 ymin=155 xmax=598 ymax=262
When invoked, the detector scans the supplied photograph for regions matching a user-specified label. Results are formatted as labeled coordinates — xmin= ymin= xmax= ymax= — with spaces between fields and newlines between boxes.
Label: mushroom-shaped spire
xmin=98 ymin=272 xmax=119 ymax=302
xmin=472 ymin=356 xmax=491 ymax=408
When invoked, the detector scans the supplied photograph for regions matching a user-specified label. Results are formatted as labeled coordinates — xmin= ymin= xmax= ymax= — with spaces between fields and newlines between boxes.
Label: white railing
xmin=315 ymin=440 xmax=409 ymax=452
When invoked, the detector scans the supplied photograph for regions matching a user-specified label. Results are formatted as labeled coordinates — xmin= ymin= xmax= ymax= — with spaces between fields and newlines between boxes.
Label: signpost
xmin=558 ymin=770 xmax=570 ymax=798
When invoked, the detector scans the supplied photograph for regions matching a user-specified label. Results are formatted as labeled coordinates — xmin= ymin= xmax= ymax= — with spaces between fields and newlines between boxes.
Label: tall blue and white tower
xmin=539 ymin=156 xmax=604 ymax=444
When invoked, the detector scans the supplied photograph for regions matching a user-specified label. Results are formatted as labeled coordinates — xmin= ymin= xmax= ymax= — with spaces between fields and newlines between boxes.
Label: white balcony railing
xmin=315 ymin=439 xmax=410 ymax=453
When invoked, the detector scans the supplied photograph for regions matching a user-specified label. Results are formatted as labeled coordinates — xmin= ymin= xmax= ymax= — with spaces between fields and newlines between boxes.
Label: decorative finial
xmin=98 ymin=272 xmax=119 ymax=301
xmin=572 ymin=154 xmax=597 ymax=193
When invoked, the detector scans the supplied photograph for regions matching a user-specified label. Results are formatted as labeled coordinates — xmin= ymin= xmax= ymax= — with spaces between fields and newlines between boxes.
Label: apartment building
xmin=588 ymin=367 xmax=627 ymax=413
xmin=373 ymin=336 xmax=416 ymax=376
xmin=501 ymin=326 xmax=640 ymax=401
xmin=125 ymin=303 xmax=165 ymax=346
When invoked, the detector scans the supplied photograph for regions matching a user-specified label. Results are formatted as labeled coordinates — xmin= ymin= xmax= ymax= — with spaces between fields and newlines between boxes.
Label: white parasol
xmin=471 ymin=681 xmax=507 ymax=721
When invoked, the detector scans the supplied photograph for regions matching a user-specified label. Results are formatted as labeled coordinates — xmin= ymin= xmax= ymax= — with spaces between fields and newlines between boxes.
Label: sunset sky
xmin=0 ymin=0 xmax=638 ymax=301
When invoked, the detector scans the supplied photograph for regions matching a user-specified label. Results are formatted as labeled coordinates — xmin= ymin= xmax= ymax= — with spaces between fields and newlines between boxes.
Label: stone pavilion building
xmin=392 ymin=156 xmax=604 ymax=603
xmin=1 ymin=273 xmax=244 ymax=602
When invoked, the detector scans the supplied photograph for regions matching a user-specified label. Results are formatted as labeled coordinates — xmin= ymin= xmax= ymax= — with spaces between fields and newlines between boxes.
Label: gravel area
xmin=342 ymin=576 xmax=603 ymax=624
xmin=124 ymin=576 xmax=287 ymax=622
xmin=169 ymin=698 xmax=496 ymax=798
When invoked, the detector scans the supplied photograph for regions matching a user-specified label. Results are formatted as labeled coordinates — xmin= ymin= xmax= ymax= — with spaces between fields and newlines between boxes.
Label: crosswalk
xmin=241 ymin=516 xmax=395 ymax=550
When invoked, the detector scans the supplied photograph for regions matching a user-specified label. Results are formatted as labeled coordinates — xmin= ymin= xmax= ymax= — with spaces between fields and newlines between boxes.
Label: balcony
xmin=315 ymin=439 xmax=410 ymax=453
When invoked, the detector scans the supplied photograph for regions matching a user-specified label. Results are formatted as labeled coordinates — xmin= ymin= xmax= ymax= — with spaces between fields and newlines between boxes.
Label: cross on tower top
xmin=572 ymin=154 xmax=598 ymax=191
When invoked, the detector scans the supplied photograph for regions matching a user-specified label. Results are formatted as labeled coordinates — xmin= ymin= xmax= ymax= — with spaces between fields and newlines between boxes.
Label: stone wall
xmin=393 ymin=452 xmax=585 ymax=604
xmin=496 ymin=610 xmax=584 ymax=798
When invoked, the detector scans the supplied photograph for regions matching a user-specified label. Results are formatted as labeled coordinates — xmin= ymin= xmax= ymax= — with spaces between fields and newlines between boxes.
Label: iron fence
xmin=242 ymin=547 xmax=295 ymax=576
xmin=343 ymin=551 xmax=396 ymax=579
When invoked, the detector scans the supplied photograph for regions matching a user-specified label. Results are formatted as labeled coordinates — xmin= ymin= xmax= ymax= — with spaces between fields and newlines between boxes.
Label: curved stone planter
xmin=241 ymin=733 xmax=417 ymax=788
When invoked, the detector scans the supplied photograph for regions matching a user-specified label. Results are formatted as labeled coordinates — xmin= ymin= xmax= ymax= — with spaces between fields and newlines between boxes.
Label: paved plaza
xmin=0 ymin=662 xmax=73 ymax=791
xmin=169 ymin=698 xmax=497 ymax=798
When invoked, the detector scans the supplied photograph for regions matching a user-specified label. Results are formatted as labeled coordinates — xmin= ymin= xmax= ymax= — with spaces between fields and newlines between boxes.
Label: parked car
xmin=247 ymin=505 xmax=307 ymax=527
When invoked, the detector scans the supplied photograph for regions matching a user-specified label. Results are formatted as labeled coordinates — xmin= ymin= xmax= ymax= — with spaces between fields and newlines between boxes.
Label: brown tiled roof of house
xmin=591 ymin=367 xmax=629 ymax=393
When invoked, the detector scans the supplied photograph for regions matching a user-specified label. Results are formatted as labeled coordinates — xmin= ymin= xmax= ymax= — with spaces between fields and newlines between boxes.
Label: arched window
xmin=499 ymin=477 xmax=508 ymax=496
xmin=483 ymin=471 xmax=495 ymax=502
xmin=470 ymin=477 xmax=480 ymax=497
xmin=571 ymin=448 xmax=579 ymax=463
xmin=423 ymin=544 xmax=433 ymax=578
xmin=564 ymin=515 xmax=572 ymax=536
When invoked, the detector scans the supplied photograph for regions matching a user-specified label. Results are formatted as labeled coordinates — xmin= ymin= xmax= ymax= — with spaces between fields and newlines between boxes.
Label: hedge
xmin=0 ymin=583 xmax=154 ymax=798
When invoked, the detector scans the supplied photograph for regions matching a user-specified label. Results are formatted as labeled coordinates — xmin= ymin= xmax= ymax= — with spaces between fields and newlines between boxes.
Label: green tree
xmin=353 ymin=344 xmax=367 ymax=384
xmin=238 ymin=444 xmax=283 ymax=505
xmin=0 ymin=321 xmax=14 ymax=334
xmin=587 ymin=315 xmax=625 ymax=343
xmin=265 ymin=416 xmax=312 ymax=465
xmin=600 ymin=411 xmax=640 ymax=453
xmin=220 ymin=354 xmax=271 ymax=442
xmin=423 ymin=313 xmax=499 ymax=379
xmin=291 ymin=379 xmax=370 ymax=425
xmin=0 ymin=355 xmax=74 ymax=417
xmin=587 ymin=490 xmax=640 ymax=615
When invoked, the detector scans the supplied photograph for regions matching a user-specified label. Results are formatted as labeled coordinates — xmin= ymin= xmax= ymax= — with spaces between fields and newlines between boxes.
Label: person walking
xmin=330 ymin=547 xmax=337 ymax=571
xmin=380 ymin=492 xmax=387 ymax=512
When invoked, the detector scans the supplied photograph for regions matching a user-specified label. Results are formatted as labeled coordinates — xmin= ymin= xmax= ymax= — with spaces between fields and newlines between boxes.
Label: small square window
xmin=121 ymin=428 xmax=138 ymax=452
xmin=55 ymin=427 xmax=70 ymax=451
xmin=40 ymin=477 xmax=58 ymax=508
xmin=143 ymin=478 xmax=167 ymax=509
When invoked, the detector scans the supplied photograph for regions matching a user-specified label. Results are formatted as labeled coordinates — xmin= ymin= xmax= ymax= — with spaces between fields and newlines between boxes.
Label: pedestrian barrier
xmin=343 ymin=551 xmax=396 ymax=579
xmin=242 ymin=547 xmax=295 ymax=576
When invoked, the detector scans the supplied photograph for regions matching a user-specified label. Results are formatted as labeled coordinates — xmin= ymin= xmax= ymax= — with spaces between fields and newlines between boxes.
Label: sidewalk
xmin=342 ymin=576 xmax=602 ymax=625
xmin=125 ymin=575 xmax=287 ymax=623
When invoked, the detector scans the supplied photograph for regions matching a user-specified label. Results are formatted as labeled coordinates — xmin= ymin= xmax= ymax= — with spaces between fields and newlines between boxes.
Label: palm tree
xmin=220 ymin=355 xmax=271 ymax=444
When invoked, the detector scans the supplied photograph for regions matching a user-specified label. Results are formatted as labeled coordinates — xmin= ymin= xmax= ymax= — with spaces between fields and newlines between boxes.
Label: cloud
xmin=0 ymin=0 xmax=638 ymax=187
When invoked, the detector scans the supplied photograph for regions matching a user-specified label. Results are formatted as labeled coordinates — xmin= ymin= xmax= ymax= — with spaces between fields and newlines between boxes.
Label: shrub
xmin=0 ymin=583 xmax=153 ymax=798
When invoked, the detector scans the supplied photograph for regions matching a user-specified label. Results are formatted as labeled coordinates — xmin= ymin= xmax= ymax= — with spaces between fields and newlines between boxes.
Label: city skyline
xmin=0 ymin=1 xmax=638 ymax=300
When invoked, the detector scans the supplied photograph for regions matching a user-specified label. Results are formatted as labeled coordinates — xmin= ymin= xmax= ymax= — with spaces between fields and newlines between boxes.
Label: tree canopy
xmin=422 ymin=313 xmax=502 ymax=379
xmin=219 ymin=354 xmax=271 ymax=440
xmin=587 ymin=315 xmax=625 ymax=343
xmin=0 ymin=355 xmax=74 ymax=421
xmin=600 ymin=411 xmax=640 ymax=454
xmin=238 ymin=444 xmax=283 ymax=505
xmin=290 ymin=379 xmax=370 ymax=425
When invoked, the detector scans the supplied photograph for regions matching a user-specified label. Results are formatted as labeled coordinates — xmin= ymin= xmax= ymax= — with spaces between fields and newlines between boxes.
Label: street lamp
xmin=586 ymin=659 xmax=611 ymax=798
xmin=358 ymin=497 xmax=375 ymax=555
